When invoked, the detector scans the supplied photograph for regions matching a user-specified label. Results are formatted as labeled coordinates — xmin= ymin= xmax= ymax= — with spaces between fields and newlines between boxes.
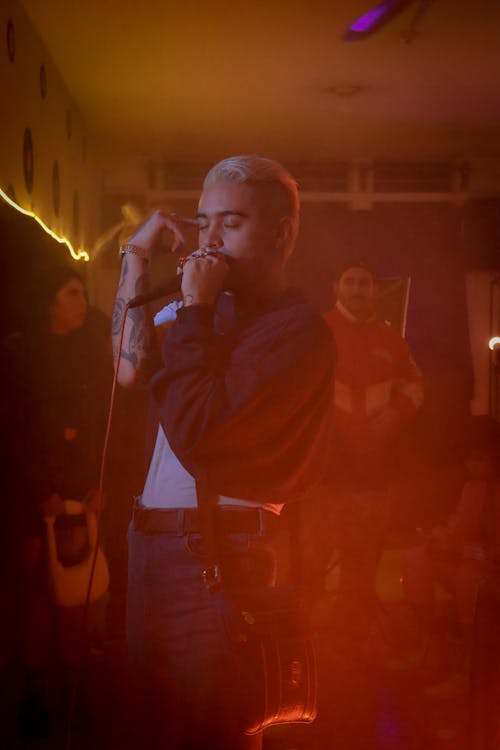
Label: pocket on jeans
xmin=221 ymin=537 xmax=277 ymax=589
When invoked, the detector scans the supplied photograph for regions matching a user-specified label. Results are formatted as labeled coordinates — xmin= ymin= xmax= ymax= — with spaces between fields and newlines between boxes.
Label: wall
xmin=0 ymin=0 xmax=100 ymax=265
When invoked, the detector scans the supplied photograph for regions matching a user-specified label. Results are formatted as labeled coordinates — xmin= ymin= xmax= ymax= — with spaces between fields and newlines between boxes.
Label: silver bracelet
xmin=119 ymin=243 xmax=150 ymax=262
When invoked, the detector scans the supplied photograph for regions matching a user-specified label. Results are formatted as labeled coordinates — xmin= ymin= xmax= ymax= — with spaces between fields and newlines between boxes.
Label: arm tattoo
xmin=112 ymin=298 xmax=126 ymax=339
xmin=112 ymin=257 xmax=157 ymax=378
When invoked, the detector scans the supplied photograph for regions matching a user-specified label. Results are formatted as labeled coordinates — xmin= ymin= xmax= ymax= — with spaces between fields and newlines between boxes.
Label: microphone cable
xmin=64 ymin=301 xmax=131 ymax=750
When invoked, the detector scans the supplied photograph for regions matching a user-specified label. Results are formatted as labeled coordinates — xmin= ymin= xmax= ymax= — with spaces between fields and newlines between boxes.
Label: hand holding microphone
xmin=128 ymin=247 xmax=230 ymax=309
xmin=122 ymin=208 xmax=230 ymax=308
xmin=180 ymin=248 xmax=230 ymax=307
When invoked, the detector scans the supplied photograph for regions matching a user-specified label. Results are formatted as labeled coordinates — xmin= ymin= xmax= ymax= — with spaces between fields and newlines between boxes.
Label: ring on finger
xmin=178 ymin=250 xmax=204 ymax=267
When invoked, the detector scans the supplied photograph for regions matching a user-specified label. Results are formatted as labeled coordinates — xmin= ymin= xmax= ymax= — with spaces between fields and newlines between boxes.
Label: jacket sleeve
xmin=150 ymin=303 xmax=335 ymax=501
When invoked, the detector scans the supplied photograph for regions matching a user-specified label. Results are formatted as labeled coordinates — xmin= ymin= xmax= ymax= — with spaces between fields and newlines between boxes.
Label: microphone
xmin=128 ymin=274 xmax=181 ymax=309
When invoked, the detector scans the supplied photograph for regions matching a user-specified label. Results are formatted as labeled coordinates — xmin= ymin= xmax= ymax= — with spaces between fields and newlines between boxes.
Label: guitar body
xmin=44 ymin=500 xmax=109 ymax=608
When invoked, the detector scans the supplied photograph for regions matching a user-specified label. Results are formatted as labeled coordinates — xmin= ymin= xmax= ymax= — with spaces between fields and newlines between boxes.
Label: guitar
xmin=44 ymin=499 xmax=109 ymax=608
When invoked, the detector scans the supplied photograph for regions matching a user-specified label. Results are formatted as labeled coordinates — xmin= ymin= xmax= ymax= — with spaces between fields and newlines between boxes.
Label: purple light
xmin=343 ymin=0 xmax=417 ymax=41
xmin=349 ymin=4 xmax=390 ymax=33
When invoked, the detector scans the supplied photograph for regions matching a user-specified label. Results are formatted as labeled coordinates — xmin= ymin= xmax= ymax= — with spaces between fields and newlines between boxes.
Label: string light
xmin=0 ymin=187 xmax=89 ymax=262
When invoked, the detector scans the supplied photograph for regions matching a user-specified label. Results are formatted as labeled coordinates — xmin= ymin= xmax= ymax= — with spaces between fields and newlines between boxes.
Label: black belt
xmin=132 ymin=504 xmax=276 ymax=536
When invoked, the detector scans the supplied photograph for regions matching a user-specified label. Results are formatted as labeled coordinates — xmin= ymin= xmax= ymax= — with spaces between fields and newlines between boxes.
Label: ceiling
xmin=20 ymin=0 xmax=500 ymax=164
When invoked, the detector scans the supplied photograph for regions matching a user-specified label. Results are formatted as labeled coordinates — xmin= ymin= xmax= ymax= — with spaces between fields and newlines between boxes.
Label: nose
xmin=204 ymin=224 xmax=223 ymax=249
xmin=206 ymin=238 xmax=223 ymax=249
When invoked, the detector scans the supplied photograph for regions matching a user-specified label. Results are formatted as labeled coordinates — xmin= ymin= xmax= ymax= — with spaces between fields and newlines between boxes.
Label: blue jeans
xmin=127 ymin=518 xmax=277 ymax=750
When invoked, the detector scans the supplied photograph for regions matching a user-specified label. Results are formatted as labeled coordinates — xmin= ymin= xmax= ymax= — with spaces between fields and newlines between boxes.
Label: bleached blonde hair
xmin=204 ymin=155 xmax=300 ymax=241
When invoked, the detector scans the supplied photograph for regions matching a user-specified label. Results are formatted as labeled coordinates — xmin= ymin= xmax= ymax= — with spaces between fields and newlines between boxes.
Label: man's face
xmin=334 ymin=266 xmax=377 ymax=319
xmin=197 ymin=180 xmax=286 ymax=293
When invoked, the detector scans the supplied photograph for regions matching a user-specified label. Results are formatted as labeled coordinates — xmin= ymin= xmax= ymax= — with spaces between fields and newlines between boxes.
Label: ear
xmin=275 ymin=216 xmax=295 ymax=259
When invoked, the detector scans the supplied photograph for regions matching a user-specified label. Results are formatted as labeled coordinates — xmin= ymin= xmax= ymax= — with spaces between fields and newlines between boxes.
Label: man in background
xmin=308 ymin=259 xmax=423 ymax=638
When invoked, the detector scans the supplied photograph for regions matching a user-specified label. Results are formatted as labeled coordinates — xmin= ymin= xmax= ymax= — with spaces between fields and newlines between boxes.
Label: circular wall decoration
xmin=23 ymin=128 xmax=34 ymax=194
xmin=73 ymin=190 xmax=80 ymax=239
xmin=39 ymin=64 xmax=47 ymax=99
xmin=52 ymin=160 xmax=60 ymax=216
xmin=66 ymin=109 xmax=72 ymax=140
xmin=6 ymin=19 xmax=15 ymax=62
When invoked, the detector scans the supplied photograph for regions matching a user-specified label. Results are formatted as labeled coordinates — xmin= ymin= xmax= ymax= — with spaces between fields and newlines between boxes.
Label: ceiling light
xmin=327 ymin=84 xmax=366 ymax=98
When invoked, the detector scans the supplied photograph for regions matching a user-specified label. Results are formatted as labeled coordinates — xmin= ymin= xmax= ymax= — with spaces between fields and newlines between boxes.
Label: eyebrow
xmin=196 ymin=210 xmax=248 ymax=220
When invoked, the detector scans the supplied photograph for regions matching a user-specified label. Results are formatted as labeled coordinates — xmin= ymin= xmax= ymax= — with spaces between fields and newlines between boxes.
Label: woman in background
xmin=3 ymin=265 xmax=112 ymax=738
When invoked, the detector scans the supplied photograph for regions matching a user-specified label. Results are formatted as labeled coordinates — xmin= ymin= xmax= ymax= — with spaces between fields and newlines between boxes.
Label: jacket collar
xmin=335 ymin=300 xmax=376 ymax=324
